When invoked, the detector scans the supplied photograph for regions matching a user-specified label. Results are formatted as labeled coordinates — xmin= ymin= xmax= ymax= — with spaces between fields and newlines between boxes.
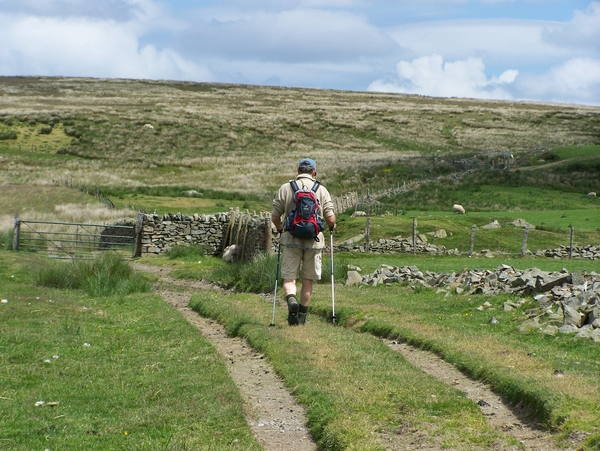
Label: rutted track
xmin=134 ymin=263 xmax=567 ymax=450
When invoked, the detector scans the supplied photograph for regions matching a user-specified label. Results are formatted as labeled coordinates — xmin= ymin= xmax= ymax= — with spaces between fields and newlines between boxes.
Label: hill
xmin=1 ymin=76 xmax=599 ymax=197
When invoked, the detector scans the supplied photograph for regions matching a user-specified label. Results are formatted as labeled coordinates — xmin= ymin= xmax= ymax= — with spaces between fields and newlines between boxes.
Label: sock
xmin=299 ymin=305 xmax=308 ymax=313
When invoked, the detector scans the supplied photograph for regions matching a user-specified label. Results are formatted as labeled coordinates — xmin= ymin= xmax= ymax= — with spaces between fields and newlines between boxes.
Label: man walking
xmin=271 ymin=158 xmax=336 ymax=325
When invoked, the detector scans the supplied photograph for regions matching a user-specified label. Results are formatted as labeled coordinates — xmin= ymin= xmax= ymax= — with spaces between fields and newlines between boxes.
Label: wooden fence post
xmin=521 ymin=227 xmax=530 ymax=257
xmin=413 ymin=217 xmax=417 ymax=255
xmin=264 ymin=218 xmax=272 ymax=254
xmin=569 ymin=226 xmax=574 ymax=259
xmin=133 ymin=213 xmax=144 ymax=258
xmin=13 ymin=214 xmax=20 ymax=251
xmin=365 ymin=218 xmax=371 ymax=252
xmin=469 ymin=224 xmax=477 ymax=256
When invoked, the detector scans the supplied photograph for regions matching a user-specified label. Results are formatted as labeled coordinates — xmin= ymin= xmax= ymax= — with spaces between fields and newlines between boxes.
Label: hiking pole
xmin=330 ymin=229 xmax=336 ymax=324
xmin=270 ymin=232 xmax=282 ymax=326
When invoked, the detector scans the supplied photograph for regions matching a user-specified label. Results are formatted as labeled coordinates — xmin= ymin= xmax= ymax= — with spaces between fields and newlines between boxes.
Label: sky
xmin=1 ymin=0 xmax=600 ymax=106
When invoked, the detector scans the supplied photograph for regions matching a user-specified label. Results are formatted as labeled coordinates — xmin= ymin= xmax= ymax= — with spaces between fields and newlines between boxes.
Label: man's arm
xmin=271 ymin=214 xmax=283 ymax=234
xmin=325 ymin=214 xmax=336 ymax=232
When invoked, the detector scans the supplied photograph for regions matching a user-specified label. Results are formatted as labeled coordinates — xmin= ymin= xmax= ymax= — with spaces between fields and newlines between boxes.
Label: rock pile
xmin=535 ymin=244 xmax=600 ymax=260
xmin=350 ymin=264 xmax=600 ymax=343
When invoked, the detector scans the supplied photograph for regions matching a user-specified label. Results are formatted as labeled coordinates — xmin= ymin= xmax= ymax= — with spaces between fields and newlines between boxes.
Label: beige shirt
xmin=272 ymin=174 xmax=334 ymax=249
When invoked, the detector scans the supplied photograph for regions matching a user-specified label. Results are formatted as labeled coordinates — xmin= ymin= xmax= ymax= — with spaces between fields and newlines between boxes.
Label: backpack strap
xmin=289 ymin=180 xmax=299 ymax=193
xmin=311 ymin=181 xmax=321 ymax=192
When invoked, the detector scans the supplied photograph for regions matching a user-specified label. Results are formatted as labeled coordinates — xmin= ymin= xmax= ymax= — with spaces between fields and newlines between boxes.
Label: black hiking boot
xmin=297 ymin=312 xmax=307 ymax=325
xmin=298 ymin=305 xmax=308 ymax=325
xmin=286 ymin=295 xmax=299 ymax=326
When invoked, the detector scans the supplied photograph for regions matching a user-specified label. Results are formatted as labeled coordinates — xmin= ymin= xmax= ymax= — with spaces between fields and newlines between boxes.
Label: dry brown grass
xmin=1 ymin=77 xmax=599 ymax=195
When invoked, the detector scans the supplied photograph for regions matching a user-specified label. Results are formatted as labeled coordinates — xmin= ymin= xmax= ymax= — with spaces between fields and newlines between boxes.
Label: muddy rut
xmin=135 ymin=263 xmax=567 ymax=451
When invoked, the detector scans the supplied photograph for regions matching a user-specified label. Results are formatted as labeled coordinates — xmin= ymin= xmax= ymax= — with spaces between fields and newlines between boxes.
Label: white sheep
xmin=142 ymin=124 xmax=154 ymax=131
xmin=587 ymin=192 xmax=596 ymax=198
xmin=222 ymin=244 xmax=241 ymax=262
xmin=453 ymin=204 xmax=466 ymax=214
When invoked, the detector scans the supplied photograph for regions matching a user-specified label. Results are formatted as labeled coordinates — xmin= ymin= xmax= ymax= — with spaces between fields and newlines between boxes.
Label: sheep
xmin=453 ymin=204 xmax=466 ymax=214
xmin=587 ymin=192 xmax=596 ymax=198
xmin=142 ymin=124 xmax=154 ymax=131
xmin=222 ymin=244 xmax=241 ymax=262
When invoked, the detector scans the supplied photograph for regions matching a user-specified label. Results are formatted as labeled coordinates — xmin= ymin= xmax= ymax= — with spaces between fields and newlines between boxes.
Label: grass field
xmin=0 ymin=252 xmax=261 ymax=451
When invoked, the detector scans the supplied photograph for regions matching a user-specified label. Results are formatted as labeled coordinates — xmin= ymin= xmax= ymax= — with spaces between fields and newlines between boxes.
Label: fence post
xmin=413 ymin=217 xmax=417 ymax=255
xmin=365 ymin=218 xmax=371 ymax=252
xmin=569 ymin=226 xmax=574 ymax=258
xmin=469 ymin=224 xmax=477 ymax=256
xmin=133 ymin=213 xmax=144 ymax=258
xmin=521 ymin=227 xmax=530 ymax=257
xmin=13 ymin=214 xmax=20 ymax=251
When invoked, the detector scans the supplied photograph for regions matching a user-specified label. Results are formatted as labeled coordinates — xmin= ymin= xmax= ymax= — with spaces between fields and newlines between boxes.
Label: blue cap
xmin=299 ymin=158 xmax=316 ymax=171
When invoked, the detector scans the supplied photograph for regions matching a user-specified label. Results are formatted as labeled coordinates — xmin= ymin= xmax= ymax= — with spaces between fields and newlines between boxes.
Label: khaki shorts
xmin=281 ymin=246 xmax=322 ymax=280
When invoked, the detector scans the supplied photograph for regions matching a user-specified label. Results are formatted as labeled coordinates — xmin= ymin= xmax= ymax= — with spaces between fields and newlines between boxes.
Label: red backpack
xmin=285 ymin=180 xmax=325 ymax=240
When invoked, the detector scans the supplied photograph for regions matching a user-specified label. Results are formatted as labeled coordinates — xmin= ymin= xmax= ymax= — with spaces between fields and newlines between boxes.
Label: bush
xmin=39 ymin=125 xmax=53 ymax=135
xmin=0 ymin=131 xmax=17 ymax=140
xmin=35 ymin=252 xmax=151 ymax=297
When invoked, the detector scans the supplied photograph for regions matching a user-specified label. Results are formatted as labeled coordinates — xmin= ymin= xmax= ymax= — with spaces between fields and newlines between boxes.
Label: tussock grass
xmin=34 ymin=252 xmax=150 ymax=297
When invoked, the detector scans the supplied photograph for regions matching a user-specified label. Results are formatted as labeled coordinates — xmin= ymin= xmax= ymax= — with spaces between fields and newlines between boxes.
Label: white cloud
xmin=543 ymin=1 xmax=600 ymax=53
xmin=368 ymin=54 xmax=518 ymax=99
xmin=0 ymin=12 xmax=212 ymax=81
xmin=514 ymin=57 xmax=600 ymax=105
xmin=386 ymin=19 xmax=567 ymax=68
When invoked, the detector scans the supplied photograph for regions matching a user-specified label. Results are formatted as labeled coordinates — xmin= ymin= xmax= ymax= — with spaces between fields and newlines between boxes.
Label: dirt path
xmin=137 ymin=263 xmax=317 ymax=451
xmin=135 ymin=263 xmax=566 ymax=451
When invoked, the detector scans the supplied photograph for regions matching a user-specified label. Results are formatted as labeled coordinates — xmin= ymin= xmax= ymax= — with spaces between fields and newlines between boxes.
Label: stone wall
xmin=140 ymin=211 xmax=270 ymax=258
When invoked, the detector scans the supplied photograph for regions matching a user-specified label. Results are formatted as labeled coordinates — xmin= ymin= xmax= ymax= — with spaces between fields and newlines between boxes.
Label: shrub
xmin=39 ymin=125 xmax=53 ymax=135
xmin=0 ymin=131 xmax=17 ymax=140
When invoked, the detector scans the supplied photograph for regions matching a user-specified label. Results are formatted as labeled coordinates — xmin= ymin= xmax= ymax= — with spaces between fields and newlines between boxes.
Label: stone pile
xmin=350 ymin=264 xmax=600 ymax=342
xmin=535 ymin=244 xmax=600 ymax=260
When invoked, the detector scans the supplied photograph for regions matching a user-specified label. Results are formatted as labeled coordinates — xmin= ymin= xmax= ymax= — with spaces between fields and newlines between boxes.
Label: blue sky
xmin=1 ymin=0 xmax=599 ymax=106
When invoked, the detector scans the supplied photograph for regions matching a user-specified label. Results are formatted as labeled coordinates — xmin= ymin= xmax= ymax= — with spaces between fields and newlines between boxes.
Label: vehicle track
xmin=135 ymin=263 xmax=569 ymax=450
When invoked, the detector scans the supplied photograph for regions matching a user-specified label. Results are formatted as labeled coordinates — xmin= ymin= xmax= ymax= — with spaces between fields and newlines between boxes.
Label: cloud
xmin=0 ymin=0 xmax=141 ymax=21
xmin=386 ymin=19 xmax=567 ymax=69
xmin=542 ymin=1 xmax=600 ymax=53
xmin=0 ymin=13 xmax=212 ymax=81
xmin=513 ymin=57 xmax=600 ymax=105
xmin=178 ymin=9 xmax=400 ymax=63
xmin=368 ymin=54 xmax=518 ymax=99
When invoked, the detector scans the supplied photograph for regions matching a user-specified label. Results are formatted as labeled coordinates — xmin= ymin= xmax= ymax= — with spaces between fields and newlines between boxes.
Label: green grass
xmin=0 ymin=252 xmax=262 ymax=451
xmin=191 ymin=253 xmax=600 ymax=449
xmin=189 ymin=291 xmax=510 ymax=450
xmin=34 ymin=252 xmax=152 ymax=297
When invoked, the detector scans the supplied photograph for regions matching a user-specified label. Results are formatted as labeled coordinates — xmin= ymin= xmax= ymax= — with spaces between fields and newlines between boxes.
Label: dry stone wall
xmin=140 ymin=212 xmax=269 ymax=257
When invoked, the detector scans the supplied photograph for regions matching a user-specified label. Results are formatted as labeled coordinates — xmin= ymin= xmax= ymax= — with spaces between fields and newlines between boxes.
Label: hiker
xmin=271 ymin=158 xmax=336 ymax=326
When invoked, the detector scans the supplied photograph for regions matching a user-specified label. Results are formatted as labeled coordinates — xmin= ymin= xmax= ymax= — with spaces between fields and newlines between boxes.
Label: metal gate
xmin=13 ymin=218 xmax=135 ymax=259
